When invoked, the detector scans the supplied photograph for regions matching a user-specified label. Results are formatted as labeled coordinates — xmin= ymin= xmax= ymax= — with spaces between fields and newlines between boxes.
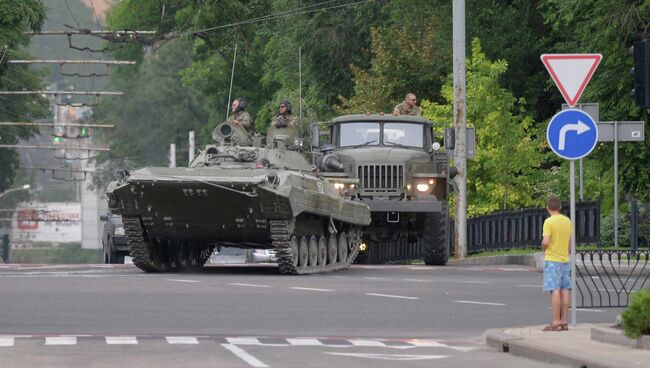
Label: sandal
xmin=542 ymin=323 xmax=563 ymax=331
xmin=561 ymin=323 xmax=569 ymax=331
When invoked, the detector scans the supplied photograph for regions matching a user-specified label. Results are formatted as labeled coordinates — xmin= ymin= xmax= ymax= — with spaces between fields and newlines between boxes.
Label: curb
xmin=591 ymin=325 xmax=650 ymax=350
xmin=448 ymin=253 xmax=543 ymax=268
xmin=485 ymin=328 xmax=639 ymax=368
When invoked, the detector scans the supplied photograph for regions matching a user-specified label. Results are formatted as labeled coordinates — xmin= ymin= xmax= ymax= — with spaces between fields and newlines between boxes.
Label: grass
xmin=9 ymin=244 xmax=102 ymax=264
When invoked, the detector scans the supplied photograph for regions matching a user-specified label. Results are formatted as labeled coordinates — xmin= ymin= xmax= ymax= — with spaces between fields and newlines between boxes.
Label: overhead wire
xmin=64 ymin=0 xmax=82 ymax=28
xmin=88 ymin=0 xmax=104 ymax=31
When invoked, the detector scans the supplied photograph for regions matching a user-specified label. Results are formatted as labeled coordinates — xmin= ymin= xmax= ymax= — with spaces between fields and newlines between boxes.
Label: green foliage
xmin=600 ymin=211 xmax=631 ymax=247
xmin=422 ymin=39 xmax=544 ymax=215
xmin=621 ymin=288 xmax=650 ymax=339
xmin=10 ymin=245 xmax=102 ymax=264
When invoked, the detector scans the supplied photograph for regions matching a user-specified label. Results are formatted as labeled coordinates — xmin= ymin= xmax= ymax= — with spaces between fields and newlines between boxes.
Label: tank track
xmin=122 ymin=216 xmax=213 ymax=273
xmin=270 ymin=219 xmax=361 ymax=275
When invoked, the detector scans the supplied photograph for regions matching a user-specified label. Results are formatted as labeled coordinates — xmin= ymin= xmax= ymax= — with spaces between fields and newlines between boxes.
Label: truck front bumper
xmin=361 ymin=198 xmax=444 ymax=212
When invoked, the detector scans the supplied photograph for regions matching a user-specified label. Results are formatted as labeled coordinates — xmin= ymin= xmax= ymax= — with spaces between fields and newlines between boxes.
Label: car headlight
xmin=416 ymin=183 xmax=430 ymax=192
xmin=333 ymin=183 xmax=345 ymax=189
xmin=114 ymin=226 xmax=125 ymax=236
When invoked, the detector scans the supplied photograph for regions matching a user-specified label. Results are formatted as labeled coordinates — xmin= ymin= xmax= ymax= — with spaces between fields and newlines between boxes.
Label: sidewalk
xmin=485 ymin=324 xmax=650 ymax=368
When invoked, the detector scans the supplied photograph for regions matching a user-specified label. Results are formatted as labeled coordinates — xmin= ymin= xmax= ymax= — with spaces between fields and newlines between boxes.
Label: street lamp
xmin=0 ymin=184 xmax=31 ymax=199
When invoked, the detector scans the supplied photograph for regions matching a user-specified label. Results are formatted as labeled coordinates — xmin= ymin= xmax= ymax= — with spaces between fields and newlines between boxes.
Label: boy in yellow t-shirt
xmin=541 ymin=196 xmax=572 ymax=332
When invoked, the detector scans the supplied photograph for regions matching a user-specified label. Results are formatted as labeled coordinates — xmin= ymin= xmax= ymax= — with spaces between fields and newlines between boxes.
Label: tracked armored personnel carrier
xmin=312 ymin=114 xmax=450 ymax=265
xmin=105 ymin=122 xmax=370 ymax=274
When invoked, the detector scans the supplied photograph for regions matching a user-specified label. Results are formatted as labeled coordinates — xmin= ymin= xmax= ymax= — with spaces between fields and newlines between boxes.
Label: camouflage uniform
xmin=393 ymin=101 xmax=421 ymax=116
xmin=267 ymin=114 xmax=300 ymax=147
xmin=229 ymin=111 xmax=253 ymax=133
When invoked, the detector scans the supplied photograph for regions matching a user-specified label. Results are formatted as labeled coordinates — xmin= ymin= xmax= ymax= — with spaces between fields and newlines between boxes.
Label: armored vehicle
xmin=105 ymin=122 xmax=370 ymax=274
xmin=312 ymin=114 xmax=449 ymax=265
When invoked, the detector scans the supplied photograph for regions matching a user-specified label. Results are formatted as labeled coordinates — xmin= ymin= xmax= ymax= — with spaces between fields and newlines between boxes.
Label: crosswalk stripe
xmin=0 ymin=337 xmax=14 ymax=347
xmin=226 ymin=337 xmax=262 ymax=345
xmin=45 ymin=337 xmax=77 ymax=345
xmin=286 ymin=338 xmax=324 ymax=346
xmin=404 ymin=340 xmax=449 ymax=348
xmin=349 ymin=339 xmax=387 ymax=347
xmin=166 ymin=337 xmax=199 ymax=344
xmin=105 ymin=336 xmax=138 ymax=345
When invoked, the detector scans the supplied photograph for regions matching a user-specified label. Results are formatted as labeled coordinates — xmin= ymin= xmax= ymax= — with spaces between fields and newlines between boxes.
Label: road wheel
xmin=308 ymin=235 xmax=318 ymax=267
xmin=338 ymin=232 xmax=348 ymax=263
xmin=317 ymin=236 xmax=327 ymax=266
xmin=298 ymin=236 xmax=309 ymax=268
xmin=289 ymin=236 xmax=299 ymax=268
xmin=327 ymin=235 xmax=338 ymax=265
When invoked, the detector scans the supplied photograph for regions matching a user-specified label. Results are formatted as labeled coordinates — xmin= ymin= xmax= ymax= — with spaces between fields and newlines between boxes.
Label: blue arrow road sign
xmin=547 ymin=108 xmax=598 ymax=160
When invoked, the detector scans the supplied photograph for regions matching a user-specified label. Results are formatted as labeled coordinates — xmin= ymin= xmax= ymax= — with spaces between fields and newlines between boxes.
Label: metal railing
xmin=455 ymin=201 xmax=601 ymax=254
xmin=576 ymin=250 xmax=650 ymax=308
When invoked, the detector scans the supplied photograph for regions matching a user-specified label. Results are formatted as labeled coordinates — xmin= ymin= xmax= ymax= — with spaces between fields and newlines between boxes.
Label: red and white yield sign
xmin=541 ymin=54 xmax=602 ymax=107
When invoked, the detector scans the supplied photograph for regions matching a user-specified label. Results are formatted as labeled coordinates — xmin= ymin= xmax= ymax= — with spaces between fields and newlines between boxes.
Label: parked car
xmin=100 ymin=213 xmax=128 ymax=264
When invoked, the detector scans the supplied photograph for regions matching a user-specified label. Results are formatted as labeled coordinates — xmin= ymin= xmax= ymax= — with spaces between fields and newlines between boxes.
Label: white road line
xmin=226 ymin=337 xmax=263 ymax=345
xmin=517 ymin=284 xmax=540 ymax=288
xmin=229 ymin=283 xmax=271 ymax=288
xmin=166 ymin=336 xmax=199 ymax=344
xmin=363 ymin=277 xmax=385 ymax=280
xmin=286 ymin=338 xmax=324 ymax=346
xmin=454 ymin=300 xmax=505 ymax=306
xmin=105 ymin=336 xmax=138 ymax=345
xmin=45 ymin=337 xmax=77 ymax=345
xmin=289 ymin=287 xmax=335 ymax=292
xmin=221 ymin=343 xmax=269 ymax=368
xmin=365 ymin=293 xmax=419 ymax=300
xmin=349 ymin=339 xmax=386 ymax=347
xmin=404 ymin=340 xmax=449 ymax=348
xmin=0 ymin=337 xmax=14 ymax=347
xmin=164 ymin=279 xmax=200 ymax=283
xmin=577 ymin=308 xmax=604 ymax=313
xmin=325 ymin=352 xmax=449 ymax=361
xmin=457 ymin=281 xmax=489 ymax=285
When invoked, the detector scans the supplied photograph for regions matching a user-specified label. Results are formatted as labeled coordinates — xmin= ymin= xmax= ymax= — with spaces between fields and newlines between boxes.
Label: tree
xmin=0 ymin=0 xmax=48 ymax=192
xmin=422 ymin=39 xmax=544 ymax=215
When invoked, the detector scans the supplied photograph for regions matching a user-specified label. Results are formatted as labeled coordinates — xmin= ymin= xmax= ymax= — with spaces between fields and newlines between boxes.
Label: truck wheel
xmin=422 ymin=212 xmax=448 ymax=266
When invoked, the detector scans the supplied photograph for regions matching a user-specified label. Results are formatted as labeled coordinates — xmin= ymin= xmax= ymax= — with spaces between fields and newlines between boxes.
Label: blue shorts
xmin=543 ymin=261 xmax=572 ymax=292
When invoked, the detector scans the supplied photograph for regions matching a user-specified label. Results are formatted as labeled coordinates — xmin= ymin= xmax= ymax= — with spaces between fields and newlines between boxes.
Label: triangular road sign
xmin=541 ymin=54 xmax=602 ymax=107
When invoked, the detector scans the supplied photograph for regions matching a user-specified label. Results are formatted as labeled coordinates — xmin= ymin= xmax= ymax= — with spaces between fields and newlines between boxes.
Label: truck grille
xmin=357 ymin=164 xmax=404 ymax=193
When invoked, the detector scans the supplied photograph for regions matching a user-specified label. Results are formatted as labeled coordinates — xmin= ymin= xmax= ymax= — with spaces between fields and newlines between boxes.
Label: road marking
xmin=105 ymin=336 xmax=138 ymax=345
xmin=325 ymin=352 xmax=448 ymax=361
xmin=454 ymin=300 xmax=505 ymax=306
xmin=0 ymin=337 xmax=14 ymax=347
xmin=517 ymin=284 xmax=540 ymax=288
xmin=166 ymin=336 xmax=199 ymax=344
xmin=349 ymin=339 xmax=386 ymax=347
xmin=286 ymin=338 xmax=324 ymax=346
xmin=290 ymin=287 xmax=335 ymax=292
xmin=363 ymin=277 xmax=385 ymax=280
xmin=221 ymin=343 xmax=269 ymax=368
xmin=405 ymin=279 xmax=433 ymax=282
xmin=578 ymin=308 xmax=604 ymax=313
xmin=45 ymin=337 xmax=76 ymax=345
xmin=404 ymin=340 xmax=449 ymax=348
xmin=457 ymin=281 xmax=489 ymax=285
xmin=365 ymin=293 xmax=419 ymax=300
xmin=226 ymin=337 xmax=263 ymax=345
xmin=164 ymin=279 xmax=200 ymax=283
xmin=229 ymin=283 xmax=271 ymax=288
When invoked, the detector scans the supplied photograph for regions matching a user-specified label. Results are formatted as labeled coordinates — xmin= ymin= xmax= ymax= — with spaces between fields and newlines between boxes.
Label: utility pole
xmin=452 ymin=0 xmax=467 ymax=259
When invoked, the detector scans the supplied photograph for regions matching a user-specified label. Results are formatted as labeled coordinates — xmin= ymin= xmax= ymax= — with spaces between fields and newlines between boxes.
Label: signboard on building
xmin=11 ymin=202 xmax=82 ymax=247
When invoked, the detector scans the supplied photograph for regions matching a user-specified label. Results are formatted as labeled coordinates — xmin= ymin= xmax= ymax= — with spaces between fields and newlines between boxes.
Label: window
xmin=339 ymin=123 xmax=380 ymax=147
xmin=383 ymin=123 xmax=424 ymax=148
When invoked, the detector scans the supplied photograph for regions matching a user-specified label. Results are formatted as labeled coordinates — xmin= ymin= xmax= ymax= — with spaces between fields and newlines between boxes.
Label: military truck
xmin=105 ymin=122 xmax=371 ymax=274
xmin=312 ymin=114 xmax=449 ymax=265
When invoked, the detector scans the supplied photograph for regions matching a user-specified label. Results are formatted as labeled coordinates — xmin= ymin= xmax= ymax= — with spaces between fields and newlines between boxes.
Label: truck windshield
xmin=383 ymin=123 xmax=424 ymax=148
xmin=340 ymin=123 xmax=380 ymax=147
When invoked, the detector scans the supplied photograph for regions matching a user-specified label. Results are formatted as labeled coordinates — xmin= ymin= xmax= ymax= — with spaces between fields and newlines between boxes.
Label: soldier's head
xmin=232 ymin=98 xmax=247 ymax=113
xmin=405 ymin=93 xmax=417 ymax=108
xmin=278 ymin=100 xmax=292 ymax=115
xmin=546 ymin=196 xmax=562 ymax=214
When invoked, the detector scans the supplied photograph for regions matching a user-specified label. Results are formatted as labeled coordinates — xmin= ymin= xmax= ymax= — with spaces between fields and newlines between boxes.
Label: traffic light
xmin=79 ymin=127 xmax=89 ymax=137
xmin=52 ymin=135 xmax=62 ymax=143
xmin=630 ymin=40 xmax=650 ymax=108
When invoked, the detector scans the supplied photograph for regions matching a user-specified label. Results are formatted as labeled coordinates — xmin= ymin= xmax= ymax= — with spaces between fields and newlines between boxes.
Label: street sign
xmin=596 ymin=121 xmax=645 ymax=142
xmin=562 ymin=103 xmax=599 ymax=124
xmin=547 ymin=109 xmax=598 ymax=160
xmin=541 ymin=54 xmax=602 ymax=107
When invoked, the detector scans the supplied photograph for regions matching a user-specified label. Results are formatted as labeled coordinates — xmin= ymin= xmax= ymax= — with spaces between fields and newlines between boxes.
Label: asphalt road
xmin=0 ymin=263 xmax=622 ymax=367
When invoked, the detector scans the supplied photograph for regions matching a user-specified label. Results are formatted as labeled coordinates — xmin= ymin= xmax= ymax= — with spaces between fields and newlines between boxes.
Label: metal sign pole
xmin=579 ymin=159 xmax=584 ymax=201
xmin=189 ymin=131 xmax=195 ymax=165
xmin=614 ymin=121 xmax=619 ymax=248
xmin=570 ymin=160 xmax=577 ymax=326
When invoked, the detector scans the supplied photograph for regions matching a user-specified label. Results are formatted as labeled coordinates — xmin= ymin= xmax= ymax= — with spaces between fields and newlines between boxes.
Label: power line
xmin=64 ymin=0 xmax=81 ymax=28
xmin=88 ymin=0 xmax=104 ymax=31
xmin=179 ymin=0 xmax=374 ymax=37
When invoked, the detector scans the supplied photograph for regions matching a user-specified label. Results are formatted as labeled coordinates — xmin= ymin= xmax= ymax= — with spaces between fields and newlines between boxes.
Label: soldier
xmin=228 ymin=98 xmax=253 ymax=132
xmin=266 ymin=100 xmax=301 ymax=147
xmin=393 ymin=93 xmax=421 ymax=116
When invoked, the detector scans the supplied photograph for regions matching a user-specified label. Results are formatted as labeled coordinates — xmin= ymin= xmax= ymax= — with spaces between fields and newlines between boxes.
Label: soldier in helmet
xmin=266 ymin=100 xmax=301 ymax=148
xmin=393 ymin=93 xmax=421 ymax=116
xmin=212 ymin=97 xmax=254 ymax=144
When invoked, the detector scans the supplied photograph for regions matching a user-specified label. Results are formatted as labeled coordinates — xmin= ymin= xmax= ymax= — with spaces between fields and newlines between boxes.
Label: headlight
xmin=416 ymin=183 xmax=430 ymax=192
xmin=333 ymin=183 xmax=345 ymax=189
xmin=114 ymin=226 xmax=125 ymax=235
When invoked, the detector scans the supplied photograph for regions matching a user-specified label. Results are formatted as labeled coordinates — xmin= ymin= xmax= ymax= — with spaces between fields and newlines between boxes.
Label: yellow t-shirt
xmin=542 ymin=214 xmax=572 ymax=262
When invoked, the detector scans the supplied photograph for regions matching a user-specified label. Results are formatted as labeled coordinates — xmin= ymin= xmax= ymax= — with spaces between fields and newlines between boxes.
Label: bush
xmin=600 ymin=212 xmax=631 ymax=247
xmin=621 ymin=288 xmax=650 ymax=339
